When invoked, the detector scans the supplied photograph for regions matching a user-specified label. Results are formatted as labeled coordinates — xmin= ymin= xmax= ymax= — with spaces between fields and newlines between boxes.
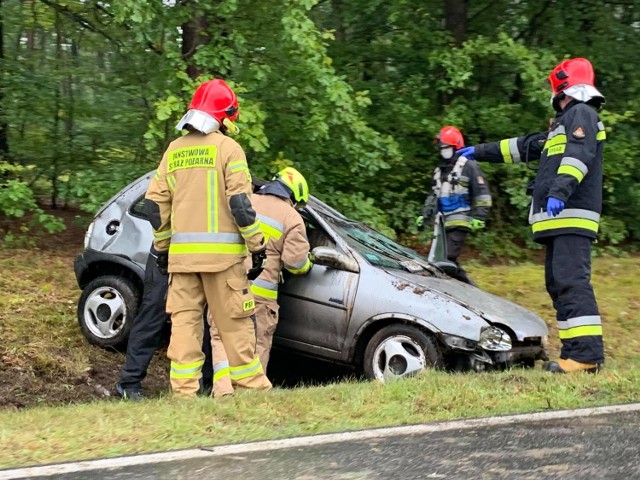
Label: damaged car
xmin=74 ymin=172 xmax=549 ymax=382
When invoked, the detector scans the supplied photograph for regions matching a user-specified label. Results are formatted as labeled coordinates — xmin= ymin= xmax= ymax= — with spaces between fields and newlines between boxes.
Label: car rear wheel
xmin=363 ymin=324 xmax=443 ymax=382
xmin=77 ymin=276 xmax=140 ymax=349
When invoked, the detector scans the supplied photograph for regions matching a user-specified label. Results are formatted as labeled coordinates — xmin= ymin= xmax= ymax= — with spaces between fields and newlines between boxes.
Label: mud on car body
xmin=75 ymin=172 xmax=549 ymax=382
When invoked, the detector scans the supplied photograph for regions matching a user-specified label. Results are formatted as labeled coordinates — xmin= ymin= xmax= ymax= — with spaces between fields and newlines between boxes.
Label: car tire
xmin=363 ymin=324 xmax=443 ymax=382
xmin=77 ymin=275 xmax=140 ymax=349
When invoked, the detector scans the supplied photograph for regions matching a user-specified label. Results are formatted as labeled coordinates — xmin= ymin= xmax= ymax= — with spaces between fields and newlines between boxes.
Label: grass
xmin=1 ymin=248 xmax=640 ymax=468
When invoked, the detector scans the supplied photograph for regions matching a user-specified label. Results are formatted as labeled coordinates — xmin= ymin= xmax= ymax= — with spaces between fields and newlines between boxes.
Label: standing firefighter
xmin=417 ymin=126 xmax=492 ymax=285
xmin=209 ymin=167 xmax=313 ymax=393
xmin=146 ymin=79 xmax=272 ymax=396
xmin=458 ymin=58 xmax=606 ymax=373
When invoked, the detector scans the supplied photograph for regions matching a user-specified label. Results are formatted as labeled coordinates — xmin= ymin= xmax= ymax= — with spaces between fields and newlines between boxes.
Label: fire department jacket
xmin=249 ymin=191 xmax=312 ymax=302
xmin=428 ymin=153 xmax=492 ymax=231
xmin=145 ymin=130 xmax=264 ymax=273
xmin=474 ymin=100 xmax=605 ymax=243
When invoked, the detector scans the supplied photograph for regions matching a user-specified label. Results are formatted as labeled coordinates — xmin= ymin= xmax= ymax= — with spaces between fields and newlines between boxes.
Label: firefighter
xmin=417 ymin=126 xmax=492 ymax=285
xmin=457 ymin=58 xmax=606 ymax=373
xmin=207 ymin=167 xmax=313 ymax=394
xmin=145 ymin=79 xmax=272 ymax=396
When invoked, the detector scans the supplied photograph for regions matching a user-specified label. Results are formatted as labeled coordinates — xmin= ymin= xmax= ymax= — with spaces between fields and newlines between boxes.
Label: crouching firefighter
xmin=457 ymin=58 xmax=606 ymax=373
xmin=145 ymin=78 xmax=272 ymax=396
xmin=417 ymin=126 xmax=491 ymax=285
xmin=207 ymin=167 xmax=314 ymax=394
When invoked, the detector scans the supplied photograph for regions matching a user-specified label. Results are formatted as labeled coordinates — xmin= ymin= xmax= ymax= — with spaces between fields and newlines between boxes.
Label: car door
xmin=275 ymin=213 xmax=359 ymax=359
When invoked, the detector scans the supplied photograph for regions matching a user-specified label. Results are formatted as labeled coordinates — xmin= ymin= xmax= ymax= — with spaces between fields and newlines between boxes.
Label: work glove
xmin=456 ymin=146 xmax=475 ymax=160
xmin=469 ymin=218 xmax=485 ymax=232
xmin=247 ymin=246 xmax=267 ymax=281
xmin=546 ymin=197 xmax=565 ymax=217
xmin=415 ymin=215 xmax=425 ymax=232
xmin=151 ymin=250 xmax=169 ymax=276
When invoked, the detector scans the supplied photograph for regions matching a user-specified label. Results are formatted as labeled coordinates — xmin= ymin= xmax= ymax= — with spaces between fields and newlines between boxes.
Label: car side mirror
xmin=311 ymin=247 xmax=359 ymax=273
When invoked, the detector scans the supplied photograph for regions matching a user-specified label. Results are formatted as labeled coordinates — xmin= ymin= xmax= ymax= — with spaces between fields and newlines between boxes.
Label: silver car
xmin=74 ymin=172 xmax=548 ymax=381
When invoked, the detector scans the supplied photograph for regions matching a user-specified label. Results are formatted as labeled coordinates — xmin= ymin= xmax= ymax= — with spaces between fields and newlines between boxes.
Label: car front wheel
xmin=77 ymin=276 xmax=140 ymax=349
xmin=363 ymin=324 xmax=443 ymax=382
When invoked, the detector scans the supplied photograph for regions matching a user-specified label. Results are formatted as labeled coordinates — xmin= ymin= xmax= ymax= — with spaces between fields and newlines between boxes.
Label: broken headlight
xmin=478 ymin=326 xmax=512 ymax=352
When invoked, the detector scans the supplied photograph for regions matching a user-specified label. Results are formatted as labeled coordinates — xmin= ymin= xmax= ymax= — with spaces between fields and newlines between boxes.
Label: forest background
xmin=1 ymin=0 xmax=639 ymax=258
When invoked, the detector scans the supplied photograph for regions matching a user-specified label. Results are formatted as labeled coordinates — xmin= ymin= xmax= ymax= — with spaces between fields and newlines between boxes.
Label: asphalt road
xmin=9 ymin=407 xmax=640 ymax=480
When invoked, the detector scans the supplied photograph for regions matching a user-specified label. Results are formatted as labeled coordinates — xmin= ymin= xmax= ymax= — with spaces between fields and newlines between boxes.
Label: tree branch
xmin=38 ymin=0 xmax=123 ymax=48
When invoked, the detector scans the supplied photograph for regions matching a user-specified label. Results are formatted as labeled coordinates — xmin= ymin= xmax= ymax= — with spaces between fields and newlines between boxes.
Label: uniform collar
xmin=256 ymin=181 xmax=294 ymax=203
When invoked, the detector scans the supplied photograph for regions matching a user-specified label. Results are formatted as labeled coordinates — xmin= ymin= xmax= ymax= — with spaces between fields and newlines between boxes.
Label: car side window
xmin=302 ymin=214 xmax=336 ymax=250
xmin=130 ymin=195 xmax=148 ymax=219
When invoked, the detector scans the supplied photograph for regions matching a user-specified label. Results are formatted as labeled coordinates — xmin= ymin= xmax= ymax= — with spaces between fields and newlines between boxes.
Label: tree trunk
xmin=444 ymin=0 xmax=467 ymax=45
xmin=181 ymin=13 xmax=209 ymax=79
xmin=0 ymin=0 xmax=9 ymax=164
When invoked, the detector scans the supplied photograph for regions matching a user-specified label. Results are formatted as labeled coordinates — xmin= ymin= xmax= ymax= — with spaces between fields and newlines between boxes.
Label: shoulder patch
xmin=572 ymin=127 xmax=586 ymax=139
xmin=477 ymin=176 xmax=485 ymax=185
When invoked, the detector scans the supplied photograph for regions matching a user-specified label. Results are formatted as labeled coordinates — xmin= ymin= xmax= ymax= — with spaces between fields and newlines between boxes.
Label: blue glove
xmin=456 ymin=146 xmax=475 ymax=160
xmin=546 ymin=197 xmax=565 ymax=217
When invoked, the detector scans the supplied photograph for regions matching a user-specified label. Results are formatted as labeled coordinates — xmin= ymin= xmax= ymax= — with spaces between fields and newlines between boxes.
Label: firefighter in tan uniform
xmin=145 ymin=79 xmax=272 ymax=396
xmin=210 ymin=168 xmax=313 ymax=394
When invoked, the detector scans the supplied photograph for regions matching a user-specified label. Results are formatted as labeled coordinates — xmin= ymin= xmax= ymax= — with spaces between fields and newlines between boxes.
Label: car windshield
xmin=319 ymin=213 xmax=435 ymax=275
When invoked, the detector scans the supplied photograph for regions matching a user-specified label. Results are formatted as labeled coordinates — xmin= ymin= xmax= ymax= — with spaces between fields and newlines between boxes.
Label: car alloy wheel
xmin=363 ymin=324 xmax=443 ymax=382
xmin=77 ymin=275 xmax=140 ymax=349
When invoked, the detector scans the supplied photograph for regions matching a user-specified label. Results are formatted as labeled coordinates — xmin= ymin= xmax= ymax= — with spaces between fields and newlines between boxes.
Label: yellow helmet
xmin=274 ymin=167 xmax=309 ymax=207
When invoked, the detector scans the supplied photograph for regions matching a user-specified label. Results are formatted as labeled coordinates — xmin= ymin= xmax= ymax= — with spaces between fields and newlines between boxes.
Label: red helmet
xmin=548 ymin=58 xmax=595 ymax=97
xmin=436 ymin=126 xmax=464 ymax=150
xmin=189 ymin=79 xmax=239 ymax=123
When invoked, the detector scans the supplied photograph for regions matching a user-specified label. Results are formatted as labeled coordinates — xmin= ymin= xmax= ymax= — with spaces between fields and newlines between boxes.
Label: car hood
xmin=386 ymin=270 xmax=548 ymax=340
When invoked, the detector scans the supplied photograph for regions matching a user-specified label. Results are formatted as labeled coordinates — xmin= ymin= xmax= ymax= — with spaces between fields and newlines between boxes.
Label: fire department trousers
xmin=544 ymin=234 xmax=605 ymax=364
xmin=445 ymin=228 xmax=475 ymax=285
xmin=206 ymin=298 xmax=279 ymax=393
xmin=118 ymin=247 xmax=169 ymax=390
xmin=166 ymin=263 xmax=272 ymax=396
xmin=202 ymin=314 xmax=235 ymax=397
xmin=254 ymin=299 xmax=280 ymax=371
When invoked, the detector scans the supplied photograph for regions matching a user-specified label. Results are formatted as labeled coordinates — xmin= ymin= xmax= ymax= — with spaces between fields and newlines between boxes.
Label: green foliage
xmin=2 ymin=0 xmax=639 ymax=255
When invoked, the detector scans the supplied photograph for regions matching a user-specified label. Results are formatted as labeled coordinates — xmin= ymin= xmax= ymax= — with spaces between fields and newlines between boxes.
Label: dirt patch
xmin=0 ymin=345 xmax=170 ymax=410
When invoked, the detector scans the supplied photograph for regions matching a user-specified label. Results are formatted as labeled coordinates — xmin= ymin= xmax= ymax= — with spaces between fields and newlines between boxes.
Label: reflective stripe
xmin=285 ymin=256 xmax=312 ymax=275
xmin=239 ymin=220 xmax=261 ymax=238
xmin=500 ymin=139 xmax=513 ymax=164
xmin=170 ymin=243 xmax=248 ymax=254
xmin=558 ymin=315 xmax=602 ymax=330
xmin=558 ymin=325 xmax=603 ymax=339
xmin=258 ymin=214 xmax=284 ymax=233
xmin=558 ymin=165 xmax=584 ymax=182
xmin=251 ymin=278 xmax=278 ymax=300
xmin=167 ymin=174 xmax=177 ymax=191
xmin=560 ymin=157 xmax=588 ymax=177
xmin=532 ymin=218 xmax=599 ymax=234
xmin=530 ymin=208 xmax=600 ymax=224
xmin=508 ymin=137 xmax=521 ymax=163
xmin=213 ymin=361 xmax=230 ymax=382
xmin=229 ymin=160 xmax=249 ymax=172
xmin=170 ymin=359 xmax=204 ymax=379
xmin=544 ymin=134 xmax=567 ymax=156
xmin=444 ymin=219 xmax=472 ymax=228
xmin=474 ymin=194 xmax=492 ymax=207
xmin=258 ymin=214 xmax=284 ymax=241
xmin=596 ymin=131 xmax=606 ymax=141
xmin=547 ymin=125 xmax=566 ymax=138
xmin=153 ymin=229 xmax=172 ymax=241
xmin=207 ymin=170 xmax=218 ymax=232
xmin=172 ymin=232 xmax=244 ymax=244
xmin=229 ymin=357 xmax=263 ymax=380
xmin=154 ymin=170 xmax=162 ymax=181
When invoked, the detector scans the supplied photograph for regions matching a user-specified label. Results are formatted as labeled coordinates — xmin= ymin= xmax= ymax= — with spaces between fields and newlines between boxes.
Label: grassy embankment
xmin=1 ymin=248 xmax=639 ymax=468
